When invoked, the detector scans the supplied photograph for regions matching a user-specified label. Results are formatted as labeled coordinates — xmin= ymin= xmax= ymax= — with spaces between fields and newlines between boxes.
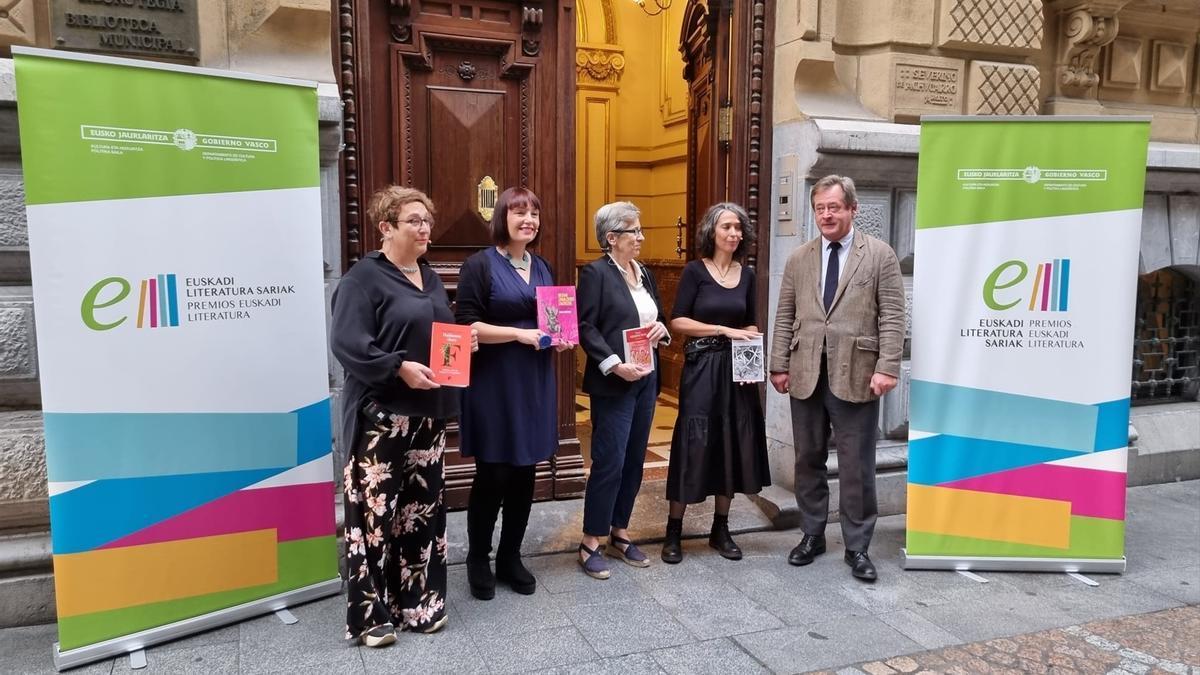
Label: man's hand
xmin=770 ymin=372 xmax=790 ymax=395
xmin=398 ymin=361 xmax=441 ymax=389
xmin=613 ymin=362 xmax=652 ymax=382
xmin=870 ymin=372 xmax=897 ymax=397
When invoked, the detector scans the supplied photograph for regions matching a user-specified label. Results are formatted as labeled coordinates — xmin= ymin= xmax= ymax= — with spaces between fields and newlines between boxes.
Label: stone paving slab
xmin=0 ymin=480 xmax=1195 ymax=674
xmin=819 ymin=605 xmax=1200 ymax=675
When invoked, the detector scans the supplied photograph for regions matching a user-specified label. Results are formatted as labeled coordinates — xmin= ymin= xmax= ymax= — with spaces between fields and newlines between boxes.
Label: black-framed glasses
xmin=612 ymin=227 xmax=644 ymax=236
xmin=390 ymin=216 xmax=435 ymax=228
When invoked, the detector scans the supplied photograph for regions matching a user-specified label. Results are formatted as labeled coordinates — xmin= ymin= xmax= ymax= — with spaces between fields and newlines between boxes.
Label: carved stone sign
xmin=50 ymin=0 xmax=199 ymax=61
xmin=895 ymin=64 xmax=961 ymax=110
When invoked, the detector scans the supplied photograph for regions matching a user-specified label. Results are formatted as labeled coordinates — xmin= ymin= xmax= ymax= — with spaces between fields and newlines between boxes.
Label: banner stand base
xmin=901 ymin=549 xmax=1126 ymax=574
xmin=52 ymin=577 xmax=342 ymax=672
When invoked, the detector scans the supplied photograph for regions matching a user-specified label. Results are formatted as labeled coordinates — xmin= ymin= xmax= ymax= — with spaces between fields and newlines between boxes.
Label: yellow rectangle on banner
xmin=54 ymin=530 xmax=278 ymax=618
xmin=908 ymin=484 xmax=1071 ymax=549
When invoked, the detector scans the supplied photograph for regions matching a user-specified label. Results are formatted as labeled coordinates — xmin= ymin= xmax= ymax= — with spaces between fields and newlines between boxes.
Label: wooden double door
xmin=337 ymin=0 xmax=772 ymax=508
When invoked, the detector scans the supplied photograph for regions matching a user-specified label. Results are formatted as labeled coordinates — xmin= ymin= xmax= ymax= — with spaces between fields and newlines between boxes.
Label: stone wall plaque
xmin=895 ymin=61 xmax=962 ymax=113
xmin=50 ymin=0 xmax=198 ymax=61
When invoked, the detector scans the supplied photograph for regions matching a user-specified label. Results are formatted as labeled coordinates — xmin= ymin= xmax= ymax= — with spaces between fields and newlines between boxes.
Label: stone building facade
xmin=762 ymin=0 xmax=1200 ymax=512
xmin=0 ymin=0 xmax=1196 ymax=628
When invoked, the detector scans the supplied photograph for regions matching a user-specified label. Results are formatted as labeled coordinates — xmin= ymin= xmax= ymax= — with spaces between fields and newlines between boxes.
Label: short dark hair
xmin=696 ymin=202 xmax=754 ymax=261
xmin=489 ymin=187 xmax=542 ymax=246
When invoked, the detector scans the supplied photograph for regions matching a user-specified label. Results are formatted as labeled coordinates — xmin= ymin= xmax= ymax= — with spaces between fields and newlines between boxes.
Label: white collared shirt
xmin=820 ymin=227 xmax=855 ymax=291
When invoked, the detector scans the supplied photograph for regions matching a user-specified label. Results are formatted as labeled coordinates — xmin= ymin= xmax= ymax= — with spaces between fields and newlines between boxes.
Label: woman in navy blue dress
xmin=456 ymin=187 xmax=571 ymax=599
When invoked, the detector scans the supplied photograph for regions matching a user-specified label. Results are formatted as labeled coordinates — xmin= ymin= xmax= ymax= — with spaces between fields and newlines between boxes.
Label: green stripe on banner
xmin=907 ymin=515 xmax=1125 ymax=560
xmin=916 ymin=119 xmax=1150 ymax=230
xmin=56 ymin=536 xmax=337 ymax=651
xmin=13 ymin=52 xmax=318 ymax=205
xmin=44 ymin=412 xmax=297 ymax=482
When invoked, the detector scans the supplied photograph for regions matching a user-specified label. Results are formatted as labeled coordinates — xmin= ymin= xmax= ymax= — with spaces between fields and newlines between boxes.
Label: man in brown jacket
xmin=769 ymin=175 xmax=905 ymax=582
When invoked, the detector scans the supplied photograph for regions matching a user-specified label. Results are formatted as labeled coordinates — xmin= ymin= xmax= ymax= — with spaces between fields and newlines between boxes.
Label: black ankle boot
xmin=661 ymin=517 xmax=683 ymax=564
xmin=466 ymin=554 xmax=496 ymax=600
xmin=495 ymin=555 xmax=536 ymax=595
xmin=708 ymin=514 xmax=742 ymax=560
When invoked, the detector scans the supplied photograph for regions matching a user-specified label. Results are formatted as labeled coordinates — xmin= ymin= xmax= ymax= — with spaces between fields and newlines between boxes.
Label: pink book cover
xmin=536 ymin=286 xmax=578 ymax=346
xmin=622 ymin=326 xmax=654 ymax=370
xmin=429 ymin=322 xmax=471 ymax=387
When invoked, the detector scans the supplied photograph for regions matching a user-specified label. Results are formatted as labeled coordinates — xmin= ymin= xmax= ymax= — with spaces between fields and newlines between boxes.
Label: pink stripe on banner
xmin=1041 ymin=262 xmax=1052 ymax=311
xmin=97 ymin=482 xmax=335 ymax=550
xmin=148 ymin=278 xmax=158 ymax=328
xmin=944 ymin=464 xmax=1126 ymax=520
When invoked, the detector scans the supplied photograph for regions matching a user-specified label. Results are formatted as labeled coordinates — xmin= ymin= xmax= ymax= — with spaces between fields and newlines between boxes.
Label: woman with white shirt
xmin=576 ymin=201 xmax=671 ymax=579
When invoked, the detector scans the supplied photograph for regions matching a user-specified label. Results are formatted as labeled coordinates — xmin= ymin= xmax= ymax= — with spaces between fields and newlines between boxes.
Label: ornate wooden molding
xmin=1052 ymin=0 xmax=1132 ymax=97
xmin=746 ymin=0 xmax=766 ymax=249
xmin=338 ymin=0 xmax=363 ymax=267
xmin=575 ymin=46 xmax=626 ymax=87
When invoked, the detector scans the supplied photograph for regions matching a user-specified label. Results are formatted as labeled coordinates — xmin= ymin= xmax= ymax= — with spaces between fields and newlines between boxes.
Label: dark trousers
xmin=583 ymin=371 xmax=657 ymax=536
xmin=789 ymin=359 xmax=879 ymax=551
xmin=467 ymin=460 xmax=536 ymax=560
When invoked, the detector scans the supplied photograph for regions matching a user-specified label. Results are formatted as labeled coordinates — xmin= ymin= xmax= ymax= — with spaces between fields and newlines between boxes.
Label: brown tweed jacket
xmin=769 ymin=230 xmax=905 ymax=403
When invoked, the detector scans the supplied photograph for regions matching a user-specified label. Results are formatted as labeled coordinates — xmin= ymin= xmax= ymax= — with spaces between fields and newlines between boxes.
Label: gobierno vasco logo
xmin=983 ymin=258 xmax=1071 ymax=312
xmin=956 ymin=167 xmax=1108 ymax=192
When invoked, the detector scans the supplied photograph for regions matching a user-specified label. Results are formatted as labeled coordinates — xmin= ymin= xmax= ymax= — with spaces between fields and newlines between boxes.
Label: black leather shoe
xmin=495 ymin=556 xmax=537 ymax=595
xmin=844 ymin=550 xmax=877 ymax=582
xmin=787 ymin=534 xmax=826 ymax=566
xmin=708 ymin=516 xmax=742 ymax=560
xmin=466 ymin=554 xmax=496 ymax=600
xmin=661 ymin=518 xmax=683 ymax=564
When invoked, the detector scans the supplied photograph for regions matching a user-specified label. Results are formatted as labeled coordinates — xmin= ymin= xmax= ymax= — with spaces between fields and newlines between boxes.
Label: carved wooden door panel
xmin=340 ymin=0 xmax=582 ymax=508
xmin=680 ymin=0 xmax=772 ymax=309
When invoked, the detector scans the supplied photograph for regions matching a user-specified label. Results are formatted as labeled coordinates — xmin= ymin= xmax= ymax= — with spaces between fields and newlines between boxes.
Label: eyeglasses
xmin=612 ymin=227 xmax=644 ymax=236
xmin=391 ymin=216 xmax=435 ymax=228
xmin=813 ymin=204 xmax=847 ymax=216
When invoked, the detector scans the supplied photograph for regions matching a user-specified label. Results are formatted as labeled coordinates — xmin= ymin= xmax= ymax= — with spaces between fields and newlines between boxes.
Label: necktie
xmin=823 ymin=241 xmax=841 ymax=312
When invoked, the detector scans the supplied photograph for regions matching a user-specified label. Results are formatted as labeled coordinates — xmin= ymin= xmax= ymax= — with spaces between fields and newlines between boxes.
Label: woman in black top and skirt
xmin=661 ymin=202 xmax=771 ymax=564
xmin=455 ymin=187 xmax=571 ymax=600
xmin=331 ymin=186 xmax=477 ymax=646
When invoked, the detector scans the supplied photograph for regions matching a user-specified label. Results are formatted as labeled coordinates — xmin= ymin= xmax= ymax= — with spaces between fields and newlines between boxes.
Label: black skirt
xmin=666 ymin=337 xmax=771 ymax=503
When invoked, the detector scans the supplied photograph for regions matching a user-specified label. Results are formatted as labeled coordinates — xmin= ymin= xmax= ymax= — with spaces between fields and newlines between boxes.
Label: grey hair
xmin=695 ymin=202 xmax=754 ymax=261
xmin=809 ymin=174 xmax=858 ymax=208
xmin=594 ymin=201 xmax=641 ymax=252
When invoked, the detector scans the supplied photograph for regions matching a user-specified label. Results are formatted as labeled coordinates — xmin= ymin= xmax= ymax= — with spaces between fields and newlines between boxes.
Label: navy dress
xmin=458 ymin=247 xmax=557 ymax=466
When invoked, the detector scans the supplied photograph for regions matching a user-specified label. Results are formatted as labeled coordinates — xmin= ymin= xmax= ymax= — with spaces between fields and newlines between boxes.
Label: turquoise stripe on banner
xmin=910 ymin=381 xmax=1128 ymax=453
xmin=48 ymin=468 xmax=277 ymax=554
xmin=44 ymin=398 xmax=333 ymax=482
xmin=45 ymin=412 xmax=296 ymax=482
xmin=908 ymin=434 xmax=1081 ymax=485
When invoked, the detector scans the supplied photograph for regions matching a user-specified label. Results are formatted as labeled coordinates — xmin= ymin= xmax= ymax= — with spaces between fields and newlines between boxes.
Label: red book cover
xmin=429 ymin=322 xmax=471 ymax=387
xmin=622 ymin=326 xmax=654 ymax=370
xmin=536 ymin=285 xmax=579 ymax=346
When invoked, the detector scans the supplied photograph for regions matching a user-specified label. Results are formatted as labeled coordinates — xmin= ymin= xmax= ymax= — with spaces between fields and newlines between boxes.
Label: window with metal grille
xmin=1132 ymin=269 xmax=1200 ymax=405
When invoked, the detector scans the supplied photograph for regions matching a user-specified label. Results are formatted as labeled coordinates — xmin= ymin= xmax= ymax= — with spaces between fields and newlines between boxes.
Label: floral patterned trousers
xmin=343 ymin=413 xmax=448 ymax=641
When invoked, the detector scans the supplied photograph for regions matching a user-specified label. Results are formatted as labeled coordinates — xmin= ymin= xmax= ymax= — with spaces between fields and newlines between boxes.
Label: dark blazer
xmin=577 ymin=255 xmax=669 ymax=397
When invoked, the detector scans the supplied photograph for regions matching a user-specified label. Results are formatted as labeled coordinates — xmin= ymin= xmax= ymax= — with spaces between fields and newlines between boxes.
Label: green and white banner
xmin=905 ymin=117 xmax=1150 ymax=573
xmin=14 ymin=48 xmax=339 ymax=669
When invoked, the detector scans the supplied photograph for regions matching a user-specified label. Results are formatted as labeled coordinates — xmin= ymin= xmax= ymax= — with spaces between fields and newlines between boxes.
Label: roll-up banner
xmin=905 ymin=116 xmax=1150 ymax=573
xmin=13 ymin=47 xmax=339 ymax=669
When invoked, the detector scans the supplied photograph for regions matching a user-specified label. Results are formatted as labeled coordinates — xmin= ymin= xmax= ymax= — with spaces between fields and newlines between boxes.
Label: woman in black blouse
xmin=661 ymin=202 xmax=770 ymax=564
xmin=331 ymin=186 xmax=477 ymax=647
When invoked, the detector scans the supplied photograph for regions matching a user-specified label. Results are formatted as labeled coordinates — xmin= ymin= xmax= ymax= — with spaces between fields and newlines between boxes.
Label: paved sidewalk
xmin=0 ymin=480 xmax=1196 ymax=674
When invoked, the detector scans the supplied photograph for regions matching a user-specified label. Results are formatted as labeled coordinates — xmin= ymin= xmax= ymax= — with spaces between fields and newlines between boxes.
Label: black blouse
xmin=330 ymin=251 xmax=460 ymax=451
xmin=671 ymin=260 xmax=756 ymax=328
